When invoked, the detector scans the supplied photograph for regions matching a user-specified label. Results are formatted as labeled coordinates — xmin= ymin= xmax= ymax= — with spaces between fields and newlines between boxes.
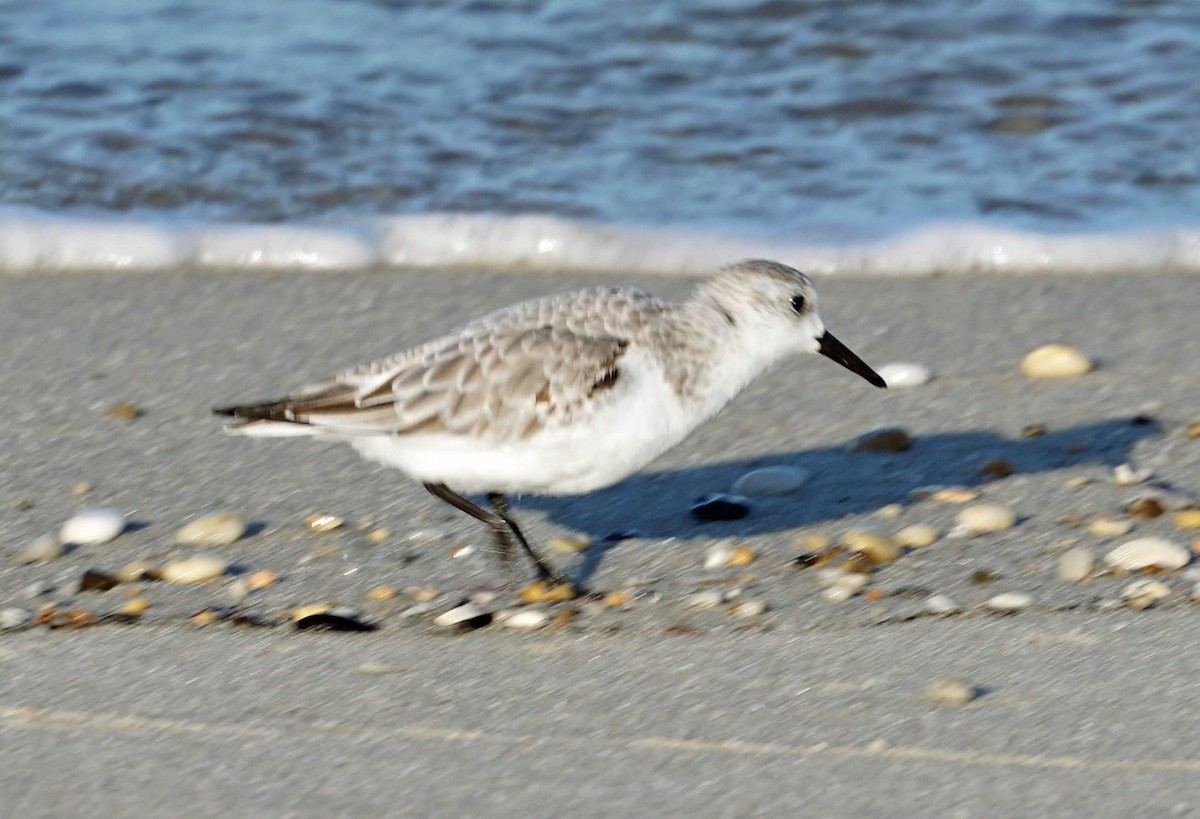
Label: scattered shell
xmin=876 ymin=362 xmax=933 ymax=388
xmin=161 ymin=554 xmax=229 ymax=584
xmin=175 ymin=511 xmax=247 ymax=546
xmin=105 ymin=402 xmax=142 ymax=420
xmin=22 ymin=580 xmax=55 ymax=599
xmin=0 ymin=607 xmax=33 ymax=630
xmin=434 ymin=602 xmax=492 ymax=629
xmin=296 ymin=606 xmax=378 ymax=632
xmin=1175 ymin=510 xmax=1200 ymax=530
xmin=874 ymin=503 xmax=904 ymax=520
xmin=894 ymin=524 xmax=940 ymax=549
xmin=16 ymin=535 xmax=64 ymax=564
xmin=504 ymin=609 xmax=550 ymax=629
xmin=729 ymin=598 xmax=767 ymax=618
xmin=78 ymin=569 xmax=120 ymax=592
xmin=548 ymin=536 xmax=590 ymax=554
xmin=119 ymin=598 xmax=149 ymax=617
xmin=1126 ymin=497 xmax=1164 ymax=519
xmin=305 ymin=513 xmax=344 ymax=532
xmin=367 ymin=585 xmax=399 ymax=602
xmin=727 ymin=546 xmax=756 ymax=567
xmin=924 ymin=594 xmax=960 ymax=615
xmin=517 ymin=580 xmax=577 ymax=604
xmin=1105 ymin=538 xmax=1190 ymax=571
xmin=954 ymin=504 xmax=1016 ymax=536
xmin=851 ymin=427 xmax=913 ymax=453
xmin=926 ymin=678 xmax=978 ymax=707
xmin=450 ymin=543 xmax=475 ymax=559
xmin=60 ymin=508 xmax=125 ymax=545
xmin=926 ymin=487 xmax=979 ymax=504
xmin=1113 ymin=464 xmax=1153 ymax=487
xmin=985 ymin=592 xmax=1032 ymax=612
xmin=690 ymin=494 xmax=751 ymax=522
xmin=703 ymin=541 xmax=736 ymax=570
xmin=686 ymin=589 xmax=728 ymax=609
xmin=822 ymin=573 xmax=869 ymax=604
xmin=1065 ymin=476 xmax=1094 ymax=488
xmin=1122 ymin=579 xmax=1171 ymax=609
xmin=822 ymin=585 xmax=856 ymax=604
xmin=732 ymin=466 xmax=809 ymax=496
xmin=1057 ymin=547 xmax=1095 ymax=582
xmin=245 ymin=569 xmax=276 ymax=590
xmin=116 ymin=561 xmax=160 ymax=583
xmin=365 ymin=528 xmax=390 ymax=543
xmin=1089 ymin=517 xmax=1134 ymax=538
xmin=406 ymin=586 xmax=440 ymax=603
xmin=840 ymin=530 xmax=900 ymax=564
xmin=603 ymin=591 xmax=632 ymax=608
xmin=981 ymin=458 xmax=1014 ymax=479
xmin=1021 ymin=344 xmax=1092 ymax=379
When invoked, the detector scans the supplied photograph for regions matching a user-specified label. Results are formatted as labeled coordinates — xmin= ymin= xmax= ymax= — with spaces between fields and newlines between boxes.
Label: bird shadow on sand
xmin=515 ymin=415 xmax=1162 ymax=586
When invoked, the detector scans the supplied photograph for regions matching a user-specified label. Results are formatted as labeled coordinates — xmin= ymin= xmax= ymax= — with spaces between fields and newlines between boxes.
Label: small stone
xmin=305 ymin=513 xmax=344 ymax=532
xmin=874 ymin=503 xmax=904 ymax=520
xmin=17 ymin=535 xmax=64 ymax=564
xmin=686 ymin=589 xmax=728 ymax=609
xmin=727 ymin=546 xmax=756 ymax=567
xmin=504 ymin=609 xmax=550 ymax=630
xmin=794 ymin=532 xmax=832 ymax=552
xmin=1126 ymin=497 xmax=1165 ymax=519
xmin=367 ymin=585 xmax=399 ymax=602
xmin=703 ymin=541 xmax=736 ymax=570
xmin=78 ymin=569 xmax=120 ymax=592
xmin=822 ymin=585 xmax=855 ymax=604
xmin=690 ymin=494 xmax=751 ymax=522
xmin=1186 ymin=422 xmax=1200 ymax=439
xmin=729 ymin=599 xmax=767 ymax=618
xmin=1113 ymin=464 xmax=1153 ymax=487
xmin=840 ymin=530 xmax=900 ymax=564
xmin=115 ymin=561 xmax=160 ymax=583
xmin=22 ymin=580 xmax=55 ymax=599
xmin=1066 ymin=476 xmax=1094 ymax=488
xmin=851 ymin=427 xmax=913 ymax=453
xmin=175 ymin=511 xmax=247 ymax=546
xmin=406 ymin=586 xmax=440 ymax=603
xmin=119 ymin=598 xmax=149 ymax=617
xmin=1105 ymin=538 xmax=1190 ymax=571
xmin=1021 ymin=423 xmax=1047 ymax=438
xmin=981 ymin=458 xmax=1014 ymax=479
xmin=866 ymin=738 xmax=889 ymax=753
xmin=926 ymin=678 xmax=978 ymax=707
xmin=60 ymin=508 xmax=125 ymax=545
xmin=876 ymin=362 xmax=933 ymax=388
xmin=985 ymin=592 xmax=1033 ymax=612
xmin=1057 ymin=547 xmax=1095 ymax=582
xmin=365 ymin=528 xmax=390 ymax=543
xmin=517 ymin=580 xmax=577 ymax=604
xmin=69 ymin=482 xmax=91 ymax=496
xmin=603 ymin=591 xmax=632 ymax=608
xmin=0 ymin=607 xmax=34 ymax=630
xmin=548 ymin=536 xmax=590 ymax=554
xmin=970 ymin=569 xmax=997 ymax=585
xmin=1021 ymin=344 xmax=1092 ymax=379
xmin=1089 ymin=517 xmax=1134 ymax=538
xmin=245 ymin=569 xmax=276 ymax=590
xmin=894 ymin=524 xmax=940 ymax=549
xmin=954 ymin=504 xmax=1016 ymax=535
xmin=105 ymin=402 xmax=142 ymax=420
xmin=928 ymin=487 xmax=979 ymax=504
xmin=434 ymin=602 xmax=492 ymax=629
xmin=161 ymin=554 xmax=229 ymax=584
xmin=924 ymin=594 xmax=960 ymax=615
xmin=1122 ymin=579 xmax=1171 ymax=609
xmin=1175 ymin=510 xmax=1200 ymax=530
xmin=732 ymin=466 xmax=809 ymax=496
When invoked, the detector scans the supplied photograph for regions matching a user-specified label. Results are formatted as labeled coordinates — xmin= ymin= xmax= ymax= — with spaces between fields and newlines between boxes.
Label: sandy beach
xmin=2 ymin=268 xmax=1199 ymax=815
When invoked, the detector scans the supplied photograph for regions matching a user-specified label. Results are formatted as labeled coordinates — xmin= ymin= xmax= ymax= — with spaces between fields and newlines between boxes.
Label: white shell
xmin=876 ymin=362 xmax=933 ymax=388
xmin=175 ymin=511 xmax=247 ymax=546
xmin=434 ymin=602 xmax=489 ymax=627
xmin=504 ymin=609 xmax=550 ymax=629
xmin=923 ymin=594 xmax=960 ymax=615
xmin=954 ymin=504 xmax=1016 ymax=535
xmin=161 ymin=554 xmax=229 ymax=584
xmin=60 ymin=508 xmax=126 ymax=545
xmin=985 ymin=592 xmax=1032 ymax=612
xmin=1021 ymin=344 xmax=1092 ymax=378
xmin=1104 ymin=538 xmax=1190 ymax=571
xmin=1057 ymin=547 xmax=1095 ymax=582
xmin=732 ymin=466 xmax=809 ymax=496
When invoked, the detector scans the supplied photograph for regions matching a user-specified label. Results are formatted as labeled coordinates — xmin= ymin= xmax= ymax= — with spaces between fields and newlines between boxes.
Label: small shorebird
xmin=215 ymin=260 xmax=884 ymax=586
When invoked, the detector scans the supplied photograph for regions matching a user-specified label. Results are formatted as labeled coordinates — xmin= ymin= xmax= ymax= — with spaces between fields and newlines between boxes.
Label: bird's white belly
xmin=348 ymin=355 xmax=698 ymax=495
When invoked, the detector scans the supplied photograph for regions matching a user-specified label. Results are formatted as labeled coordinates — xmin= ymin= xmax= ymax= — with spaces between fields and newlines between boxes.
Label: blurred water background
xmin=0 ymin=0 xmax=1197 ymax=275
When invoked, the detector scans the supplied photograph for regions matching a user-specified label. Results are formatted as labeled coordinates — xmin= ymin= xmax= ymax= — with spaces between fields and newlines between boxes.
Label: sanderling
xmin=215 ymin=259 xmax=884 ymax=587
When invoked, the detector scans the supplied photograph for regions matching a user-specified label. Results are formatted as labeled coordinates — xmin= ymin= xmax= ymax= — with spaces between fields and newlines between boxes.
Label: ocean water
xmin=1 ymin=0 xmax=1198 ymax=275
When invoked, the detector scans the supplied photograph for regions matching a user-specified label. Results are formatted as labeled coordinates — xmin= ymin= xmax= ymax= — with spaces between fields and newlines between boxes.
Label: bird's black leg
xmin=423 ymin=483 xmax=515 ymax=570
xmin=487 ymin=493 xmax=570 ymax=586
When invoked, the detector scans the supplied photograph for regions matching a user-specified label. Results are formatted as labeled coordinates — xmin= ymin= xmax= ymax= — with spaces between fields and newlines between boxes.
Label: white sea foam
xmin=0 ymin=208 xmax=1196 ymax=278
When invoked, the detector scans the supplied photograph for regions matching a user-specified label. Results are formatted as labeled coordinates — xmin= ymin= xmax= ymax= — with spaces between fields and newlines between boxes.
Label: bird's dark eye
xmin=790 ymin=295 xmax=807 ymax=314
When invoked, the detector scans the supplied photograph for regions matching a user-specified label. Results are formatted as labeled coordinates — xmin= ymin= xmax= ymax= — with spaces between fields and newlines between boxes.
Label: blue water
xmin=0 ymin=0 xmax=1198 ymax=274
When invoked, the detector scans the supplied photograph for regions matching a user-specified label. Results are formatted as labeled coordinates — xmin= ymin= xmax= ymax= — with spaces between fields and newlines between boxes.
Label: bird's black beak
xmin=817 ymin=331 xmax=887 ymax=388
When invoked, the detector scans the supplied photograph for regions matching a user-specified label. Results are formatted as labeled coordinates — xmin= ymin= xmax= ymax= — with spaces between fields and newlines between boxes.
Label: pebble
xmin=69 ymin=481 xmax=91 ymax=496
xmin=1020 ymin=344 xmax=1092 ymax=378
xmin=1105 ymin=538 xmax=1190 ymax=571
xmin=105 ymin=402 xmax=142 ymax=420
xmin=365 ymin=528 xmax=390 ymax=543
xmin=367 ymin=585 xmax=399 ymax=602
xmin=925 ymin=678 xmax=978 ymax=707
xmin=175 ymin=511 xmax=247 ymax=546
xmin=0 ymin=607 xmax=34 ymax=630
xmin=703 ymin=541 xmax=737 ymax=570
xmin=504 ymin=609 xmax=550 ymax=630
xmin=22 ymin=580 xmax=55 ymax=599
xmin=981 ymin=458 xmax=1014 ymax=479
xmin=985 ymin=592 xmax=1033 ymax=612
xmin=851 ymin=427 xmax=913 ymax=453
xmin=794 ymin=532 xmax=832 ymax=552
xmin=924 ymin=594 xmax=960 ymax=615
xmin=603 ymin=591 xmax=632 ymax=608
xmin=1057 ymin=547 xmax=1095 ymax=582
xmin=17 ymin=535 xmax=64 ymax=564
xmin=732 ymin=466 xmax=809 ymax=496
xmin=59 ymin=508 xmax=125 ymax=545
xmin=1186 ymin=422 xmax=1200 ymax=439
xmin=1126 ymin=497 xmax=1165 ymax=519
xmin=116 ymin=561 xmax=160 ymax=583
xmin=245 ymin=569 xmax=276 ymax=590
xmin=1089 ymin=517 xmax=1134 ymax=538
xmin=517 ymin=580 xmax=577 ymax=604
xmin=876 ymin=362 xmax=933 ymax=388
xmin=161 ymin=554 xmax=229 ymax=584
xmin=1122 ymin=579 xmax=1171 ymax=609
xmin=548 ymin=536 xmax=590 ymax=554
xmin=78 ymin=569 xmax=121 ymax=592
xmin=305 ymin=513 xmax=344 ymax=532
xmin=729 ymin=599 xmax=767 ymax=618
xmin=1176 ymin=510 xmax=1200 ymax=530
xmin=915 ymin=486 xmax=978 ymax=503
xmin=1113 ymin=463 xmax=1153 ymax=487
xmin=840 ymin=530 xmax=900 ymax=564
xmin=687 ymin=589 xmax=729 ymax=609
xmin=119 ymin=598 xmax=149 ymax=618
xmin=406 ymin=586 xmax=440 ymax=603
xmin=894 ymin=524 xmax=940 ymax=549
xmin=874 ymin=503 xmax=904 ymax=520
xmin=822 ymin=574 xmax=869 ymax=604
xmin=954 ymin=504 xmax=1016 ymax=536
xmin=690 ymin=494 xmax=751 ymax=522
xmin=433 ymin=602 xmax=492 ymax=629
